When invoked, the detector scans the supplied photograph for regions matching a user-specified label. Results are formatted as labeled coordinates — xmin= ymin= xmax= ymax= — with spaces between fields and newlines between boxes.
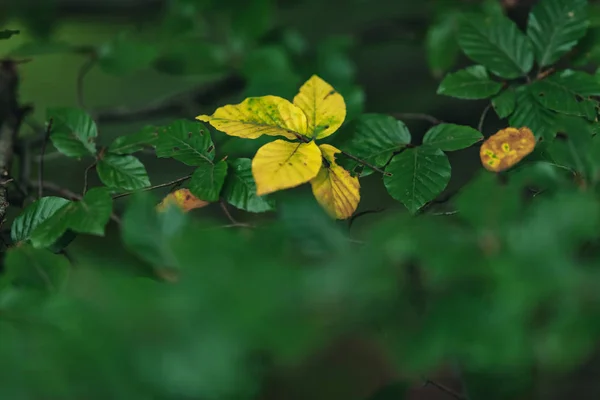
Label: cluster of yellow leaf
xmin=157 ymin=189 xmax=209 ymax=213
xmin=480 ymin=127 xmax=536 ymax=172
xmin=197 ymin=75 xmax=360 ymax=219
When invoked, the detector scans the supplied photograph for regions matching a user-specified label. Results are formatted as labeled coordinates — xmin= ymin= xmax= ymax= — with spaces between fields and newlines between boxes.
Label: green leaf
xmin=341 ymin=113 xmax=411 ymax=167
xmin=492 ymin=88 xmax=517 ymax=118
xmin=426 ymin=13 xmax=460 ymax=77
xmin=108 ymin=126 xmax=157 ymax=155
xmin=154 ymin=120 xmax=215 ymax=166
xmin=223 ymin=158 xmax=275 ymax=213
xmin=509 ymin=87 xmax=557 ymax=141
xmin=423 ymin=123 xmax=483 ymax=151
xmin=384 ymin=147 xmax=451 ymax=214
xmin=97 ymin=154 xmax=151 ymax=191
xmin=153 ymin=40 xmax=227 ymax=76
xmin=437 ymin=65 xmax=502 ymax=99
xmin=3 ymin=245 xmax=70 ymax=292
xmin=30 ymin=188 xmax=113 ymax=249
xmin=530 ymin=72 xmax=599 ymax=120
xmin=0 ymin=29 xmax=20 ymax=40
xmin=47 ymin=107 xmax=97 ymax=157
xmin=11 ymin=196 xmax=70 ymax=243
xmin=97 ymin=34 xmax=159 ymax=75
xmin=458 ymin=15 xmax=534 ymax=79
xmin=526 ymin=0 xmax=589 ymax=67
xmin=188 ymin=160 xmax=228 ymax=202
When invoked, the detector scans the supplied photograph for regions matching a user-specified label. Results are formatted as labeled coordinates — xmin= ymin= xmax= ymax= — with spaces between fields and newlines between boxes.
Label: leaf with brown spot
xmin=156 ymin=189 xmax=210 ymax=213
xmin=479 ymin=127 xmax=536 ymax=172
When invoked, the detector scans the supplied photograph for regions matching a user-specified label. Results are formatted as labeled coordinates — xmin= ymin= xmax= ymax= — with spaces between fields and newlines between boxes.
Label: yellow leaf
xmin=196 ymin=95 xmax=308 ymax=140
xmin=157 ymin=189 xmax=210 ymax=213
xmin=479 ymin=127 xmax=536 ymax=172
xmin=293 ymin=75 xmax=346 ymax=139
xmin=310 ymin=144 xmax=360 ymax=219
xmin=252 ymin=139 xmax=322 ymax=196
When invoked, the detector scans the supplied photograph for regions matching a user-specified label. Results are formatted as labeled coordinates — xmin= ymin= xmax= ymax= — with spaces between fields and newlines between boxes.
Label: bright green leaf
xmin=509 ymin=87 xmax=557 ymax=141
xmin=222 ymin=158 xmax=275 ymax=213
xmin=108 ymin=126 xmax=158 ymax=155
xmin=47 ymin=107 xmax=97 ymax=158
xmin=384 ymin=147 xmax=451 ymax=214
xmin=458 ymin=15 xmax=534 ymax=79
xmin=437 ymin=65 xmax=502 ymax=99
xmin=422 ymin=123 xmax=483 ymax=151
xmin=492 ymin=88 xmax=517 ymax=118
xmin=188 ymin=160 xmax=228 ymax=202
xmin=97 ymin=34 xmax=159 ymax=75
xmin=527 ymin=0 xmax=589 ymax=67
xmin=11 ymin=196 xmax=70 ymax=243
xmin=30 ymin=188 xmax=113 ymax=249
xmin=426 ymin=13 xmax=460 ymax=77
xmin=154 ymin=120 xmax=215 ymax=166
xmin=4 ymin=245 xmax=70 ymax=292
xmin=97 ymin=154 xmax=151 ymax=191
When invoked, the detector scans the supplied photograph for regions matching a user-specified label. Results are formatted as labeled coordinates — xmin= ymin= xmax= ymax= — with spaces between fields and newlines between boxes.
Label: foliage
xmin=2 ymin=0 xmax=600 ymax=399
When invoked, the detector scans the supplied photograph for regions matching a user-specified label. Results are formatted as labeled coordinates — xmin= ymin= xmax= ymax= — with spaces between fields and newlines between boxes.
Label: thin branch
xmin=424 ymin=379 xmax=467 ymax=400
xmin=340 ymin=149 xmax=391 ymax=176
xmin=392 ymin=112 xmax=441 ymax=125
xmin=76 ymin=56 xmax=96 ymax=110
xmin=348 ymin=208 xmax=385 ymax=228
xmin=38 ymin=118 xmax=53 ymax=198
xmin=82 ymin=161 xmax=97 ymax=195
xmin=477 ymin=104 xmax=492 ymax=134
xmin=112 ymin=174 xmax=193 ymax=199
xmin=219 ymin=199 xmax=252 ymax=227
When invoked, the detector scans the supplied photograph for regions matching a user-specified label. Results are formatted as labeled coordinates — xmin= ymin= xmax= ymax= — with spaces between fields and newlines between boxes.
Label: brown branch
xmin=38 ymin=118 xmax=53 ymax=198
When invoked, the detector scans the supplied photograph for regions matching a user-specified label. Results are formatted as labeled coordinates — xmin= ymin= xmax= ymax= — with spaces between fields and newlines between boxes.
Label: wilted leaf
xmin=30 ymin=188 xmax=113 ymax=248
xmin=11 ymin=197 xmax=70 ymax=243
xmin=157 ymin=189 xmax=210 ymax=213
xmin=310 ymin=144 xmax=360 ymax=219
xmin=527 ymin=0 xmax=589 ymax=67
xmin=437 ymin=65 xmax=502 ymax=99
xmin=222 ymin=158 xmax=275 ymax=213
xmin=188 ymin=160 xmax=228 ymax=202
xmin=47 ymin=107 xmax=97 ymax=157
xmin=458 ymin=15 xmax=534 ymax=79
xmin=4 ymin=245 xmax=70 ymax=292
xmin=154 ymin=120 xmax=215 ymax=166
xmin=492 ymin=88 xmax=517 ymax=118
xmin=480 ymin=127 xmax=537 ymax=172
xmin=252 ymin=140 xmax=322 ymax=196
xmin=197 ymin=95 xmax=308 ymax=140
xmin=292 ymin=75 xmax=346 ymax=139
xmin=422 ymin=123 xmax=483 ymax=151
xmin=384 ymin=147 xmax=451 ymax=214
xmin=97 ymin=154 xmax=151 ymax=191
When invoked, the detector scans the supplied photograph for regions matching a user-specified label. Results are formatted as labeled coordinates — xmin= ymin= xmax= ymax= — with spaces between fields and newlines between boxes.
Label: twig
xmin=76 ymin=56 xmax=96 ymax=110
xmin=219 ymin=199 xmax=251 ymax=227
xmin=82 ymin=160 xmax=97 ymax=195
xmin=392 ymin=112 xmax=441 ymax=125
xmin=477 ymin=104 xmax=492 ymax=133
xmin=340 ymin=150 xmax=391 ymax=176
xmin=38 ymin=118 xmax=53 ymax=198
xmin=348 ymin=208 xmax=385 ymax=228
xmin=424 ymin=379 xmax=467 ymax=400
xmin=112 ymin=174 xmax=193 ymax=199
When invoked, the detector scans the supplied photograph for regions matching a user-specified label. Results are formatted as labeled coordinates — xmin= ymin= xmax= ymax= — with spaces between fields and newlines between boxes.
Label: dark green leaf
xmin=547 ymin=115 xmax=595 ymax=178
xmin=153 ymin=40 xmax=226 ymax=76
xmin=11 ymin=196 xmax=70 ymax=243
xmin=108 ymin=126 xmax=158 ymax=155
xmin=223 ymin=158 xmax=275 ymax=213
xmin=458 ymin=15 xmax=534 ymax=79
xmin=492 ymin=88 xmax=517 ymax=118
xmin=97 ymin=155 xmax=151 ymax=191
xmin=4 ymin=245 xmax=70 ymax=292
xmin=384 ymin=147 xmax=451 ymax=214
xmin=426 ymin=13 xmax=460 ymax=77
xmin=509 ymin=87 xmax=557 ymax=141
xmin=530 ymin=72 xmax=599 ymax=120
xmin=188 ymin=160 xmax=228 ymax=202
xmin=47 ymin=107 xmax=97 ymax=157
xmin=97 ymin=34 xmax=159 ymax=75
xmin=422 ymin=123 xmax=483 ymax=151
xmin=0 ymin=29 xmax=20 ymax=40
xmin=341 ymin=113 xmax=411 ymax=168
xmin=527 ymin=0 xmax=589 ymax=67
xmin=154 ymin=120 xmax=215 ymax=166
xmin=437 ymin=65 xmax=502 ymax=99
xmin=30 ymin=188 xmax=113 ymax=249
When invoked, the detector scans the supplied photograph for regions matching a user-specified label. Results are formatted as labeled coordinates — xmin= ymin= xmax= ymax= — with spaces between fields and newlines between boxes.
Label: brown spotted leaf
xmin=157 ymin=189 xmax=210 ymax=213
xmin=480 ymin=127 xmax=536 ymax=172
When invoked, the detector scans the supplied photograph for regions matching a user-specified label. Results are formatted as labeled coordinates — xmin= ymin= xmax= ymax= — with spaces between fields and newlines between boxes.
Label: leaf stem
xmin=340 ymin=149 xmax=392 ymax=176
xmin=82 ymin=161 xmax=97 ymax=195
xmin=393 ymin=112 xmax=441 ymax=125
xmin=112 ymin=174 xmax=193 ymax=199
xmin=477 ymin=103 xmax=492 ymax=133
xmin=38 ymin=118 xmax=53 ymax=198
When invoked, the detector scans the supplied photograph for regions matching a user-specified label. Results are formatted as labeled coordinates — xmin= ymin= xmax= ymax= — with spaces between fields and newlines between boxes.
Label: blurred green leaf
xmin=188 ymin=160 xmax=228 ymax=202
xmin=97 ymin=34 xmax=159 ymax=76
xmin=47 ymin=107 xmax=97 ymax=158
xmin=458 ymin=15 xmax=534 ymax=79
xmin=384 ymin=147 xmax=451 ymax=214
xmin=526 ymin=0 xmax=589 ymax=67
xmin=154 ymin=120 xmax=215 ymax=166
xmin=154 ymin=40 xmax=227 ymax=76
xmin=222 ymin=158 xmax=275 ymax=212
xmin=97 ymin=155 xmax=151 ymax=191
xmin=30 ymin=188 xmax=113 ymax=249
xmin=11 ymin=197 xmax=69 ymax=244
xmin=422 ymin=123 xmax=483 ymax=151
xmin=492 ymin=88 xmax=517 ymax=119
xmin=107 ymin=126 xmax=158 ymax=155
xmin=426 ymin=13 xmax=460 ymax=78
xmin=437 ymin=65 xmax=502 ymax=99
xmin=509 ymin=87 xmax=557 ymax=141
xmin=3 ymin=245 xmax=69 ymax=292
xmin=0 ymin=29 xmax=19 ymax=40
xmin=9 ymin=40 xmax=79 ymax=56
